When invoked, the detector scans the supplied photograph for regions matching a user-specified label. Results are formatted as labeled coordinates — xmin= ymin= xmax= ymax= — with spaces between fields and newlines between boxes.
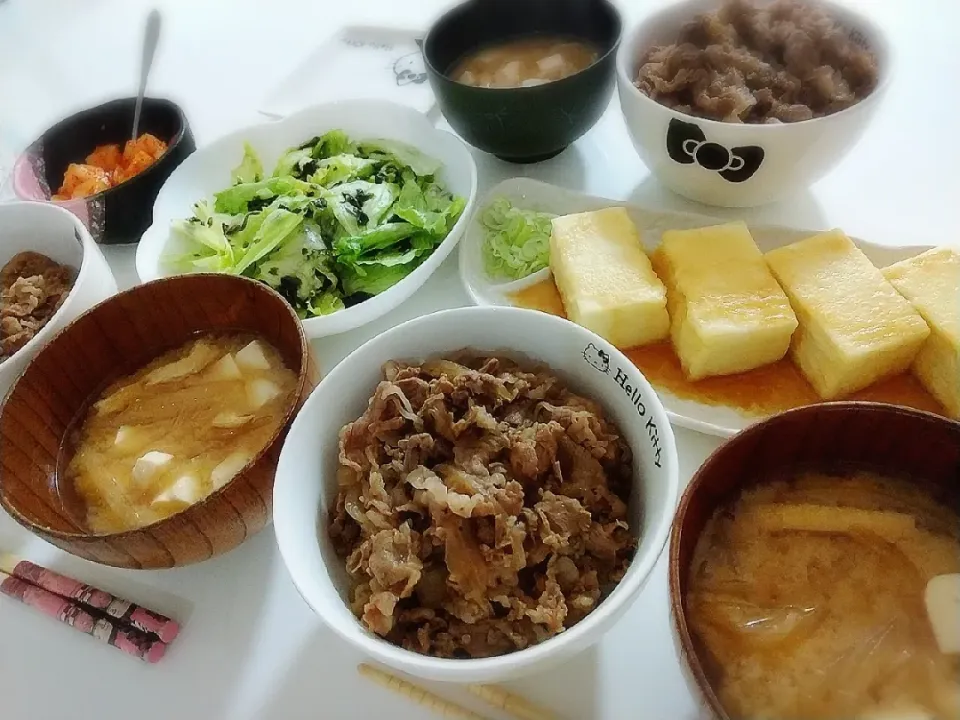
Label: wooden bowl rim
xmin=0 ymin=272 xmax=313 ymax=542
xmin=668 ymin=401 xmax=960 ymax=720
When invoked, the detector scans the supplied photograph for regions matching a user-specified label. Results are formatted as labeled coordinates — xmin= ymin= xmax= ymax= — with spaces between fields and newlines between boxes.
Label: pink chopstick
xmin=0 ymin=571 xmax=167 ymax=663
xmin=0 ymin=555 xmax=179 ymax=642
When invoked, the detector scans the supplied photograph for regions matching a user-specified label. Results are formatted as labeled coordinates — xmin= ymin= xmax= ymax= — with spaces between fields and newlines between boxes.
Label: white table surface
xmin=0 ymin=1 xmax=957 ymax=718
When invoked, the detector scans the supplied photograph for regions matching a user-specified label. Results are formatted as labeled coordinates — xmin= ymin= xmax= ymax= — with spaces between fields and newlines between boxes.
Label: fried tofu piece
xmin=884 ymin=247 xmax=960 ymax=418
xmin=550 ymin=207 xmax=669 ymax=348
xmin=765 ymin=230 xmax=930 ymax=399
xmin=652 ymin=221 xmax=798 ymax=380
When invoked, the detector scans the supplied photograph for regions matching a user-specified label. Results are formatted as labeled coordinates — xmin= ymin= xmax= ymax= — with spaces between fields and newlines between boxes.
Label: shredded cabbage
xmin=480 ymin=198 xmax=553 ymax=281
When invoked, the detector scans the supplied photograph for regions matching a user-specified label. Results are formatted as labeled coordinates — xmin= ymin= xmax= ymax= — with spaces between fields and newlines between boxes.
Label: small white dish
xmin=273 ymin=306 xmax=679 ymax=683
xmin=0 ymin=201 xmax=118 ymax=401
xmin=136 ymin=99 xmax=478 ymax=339
xmin=259 ymin=26 xmax=437 ymax=120
xmin=459 ymin=177 xmax=934 ymax=437
xmin=616 ymin=0 xmax=892 ymax=208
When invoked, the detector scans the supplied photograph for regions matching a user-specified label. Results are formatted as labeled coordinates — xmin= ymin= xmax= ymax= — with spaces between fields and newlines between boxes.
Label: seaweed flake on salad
xmin=166 ymin=131 xmax=466 ymax=318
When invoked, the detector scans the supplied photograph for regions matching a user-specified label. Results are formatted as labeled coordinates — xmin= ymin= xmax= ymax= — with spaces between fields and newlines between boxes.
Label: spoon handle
xmin=132 ymin=9 xmax=162 ymax=141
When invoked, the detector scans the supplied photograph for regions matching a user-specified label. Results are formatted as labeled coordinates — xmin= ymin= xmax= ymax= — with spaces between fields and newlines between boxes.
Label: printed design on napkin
xmin=666 ymin=118 xmax=764 ymax=183
xmin=393 ymin=48 xmax=427 ymax=86
xmin=260 ymin=29 xmax=437 ymax=118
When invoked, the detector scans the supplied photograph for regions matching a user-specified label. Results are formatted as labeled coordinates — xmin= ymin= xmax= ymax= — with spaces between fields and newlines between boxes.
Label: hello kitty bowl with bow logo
xmin=615 ymin=0 xmax=892 ymax=208
xmin=273 ymin=306 xmax=679 ymax=682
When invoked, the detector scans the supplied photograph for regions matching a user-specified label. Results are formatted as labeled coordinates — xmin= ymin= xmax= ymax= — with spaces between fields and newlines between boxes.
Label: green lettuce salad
xmin=480 ymin=198 xmax=554 ymax=281
xmin=166 ymin=130 xmax=466 ymax=318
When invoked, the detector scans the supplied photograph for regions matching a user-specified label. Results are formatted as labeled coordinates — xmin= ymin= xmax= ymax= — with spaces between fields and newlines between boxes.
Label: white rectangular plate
xmin=459 ymin=177 xmax=934 ymax=437
xmin=259 ymin=26 xmax=436 ymax=120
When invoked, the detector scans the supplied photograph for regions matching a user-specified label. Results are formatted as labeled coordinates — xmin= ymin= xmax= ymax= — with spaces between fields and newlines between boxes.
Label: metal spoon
xmin=131 ymin=9 xmax=162 ymax=141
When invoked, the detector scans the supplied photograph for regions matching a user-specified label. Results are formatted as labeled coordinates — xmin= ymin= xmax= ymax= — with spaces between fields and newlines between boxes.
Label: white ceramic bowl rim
xmin=0 ymin=202 xmax=93 ymax=387
xmin=616 ymin=0 xmax=893 ymax=131
xmin=274 ymin=306 xmax=681 ymax=679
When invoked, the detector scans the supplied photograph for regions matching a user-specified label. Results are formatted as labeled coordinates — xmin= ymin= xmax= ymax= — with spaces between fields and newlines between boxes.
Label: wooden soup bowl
xmin=669 ymin=402 xmax=960 ymax=719
xmin=0 ymin=274 xmax=320 ymax=569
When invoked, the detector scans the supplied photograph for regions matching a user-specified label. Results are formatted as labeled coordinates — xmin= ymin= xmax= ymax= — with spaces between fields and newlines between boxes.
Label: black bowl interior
xmin=37 ymin=97 xmax=186 ymax=197
xmin=14 ymin=96 xmax=196 ymax=245
xmin=425 ymin=0 xmax=621 ymax=78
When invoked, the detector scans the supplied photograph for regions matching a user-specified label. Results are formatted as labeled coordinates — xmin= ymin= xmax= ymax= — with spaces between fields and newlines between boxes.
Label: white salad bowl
xmin=616 ymin=0 xmax=892 ymax=207
xmin=273 ymin=306 xmax=680 ymax=683
xmin=135 ymin=99 xmax=478 ymax=338
xmin=0 ymin=201 xmax=117 ymax=403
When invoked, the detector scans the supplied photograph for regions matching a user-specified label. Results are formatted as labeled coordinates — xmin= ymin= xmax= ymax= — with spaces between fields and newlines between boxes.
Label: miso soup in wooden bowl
xmin=670 ymin=402 xmax=960 ymax=720
xmin=0 ymin=274 xmax=319 ymax=569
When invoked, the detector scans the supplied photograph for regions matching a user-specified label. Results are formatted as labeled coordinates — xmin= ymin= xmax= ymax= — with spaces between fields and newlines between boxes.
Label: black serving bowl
xmin=10 ymin=97 xmax=195 ymax=245
xmin=423 ymin=0 xmax=622 ymax=163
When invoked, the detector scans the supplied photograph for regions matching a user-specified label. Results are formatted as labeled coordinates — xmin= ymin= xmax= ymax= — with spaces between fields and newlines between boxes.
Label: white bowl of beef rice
xmin=616 ymin=0 xmax=891 ymax=207
xmin=273 ymin=306 xmax=680 ymax=682
xmin=0 ymin=201 xmax=117 ymax=402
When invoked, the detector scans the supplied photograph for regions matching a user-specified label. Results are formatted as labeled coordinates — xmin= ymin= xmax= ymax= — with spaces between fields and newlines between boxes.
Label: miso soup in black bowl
xmin=423 ymin=0 xmax=622 ymax=163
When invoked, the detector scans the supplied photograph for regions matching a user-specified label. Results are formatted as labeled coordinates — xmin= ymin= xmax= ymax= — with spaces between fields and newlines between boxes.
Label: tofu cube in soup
xmin=65 ymin=333 xmax=297 ymax=533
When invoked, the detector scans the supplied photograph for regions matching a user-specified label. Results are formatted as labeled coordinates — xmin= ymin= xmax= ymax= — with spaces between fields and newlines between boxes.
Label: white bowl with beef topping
xmin=616 ymin=0 xmax=891 ymax=207
xmin=0 ymin=201 xmax=117 ymax=402
xmin=273 ymin=306 xmax=679 ymax=682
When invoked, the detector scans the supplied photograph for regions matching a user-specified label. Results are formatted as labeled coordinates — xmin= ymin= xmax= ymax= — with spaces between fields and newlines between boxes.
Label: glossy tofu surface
xmin=550 ymin=207 xmax=669 ymax=348
xmin=653 ymin=221 xmax=798 ymax=380
xmin=765 ymin=230 xmax=930 ymax=399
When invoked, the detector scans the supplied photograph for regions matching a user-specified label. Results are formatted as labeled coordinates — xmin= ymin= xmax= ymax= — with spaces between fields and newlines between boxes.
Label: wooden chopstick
xmin=357 ymin=664 xmax=561 ymax=720
xmin=357 ymin=664 xmax=491 ymax=719
xmin=467 ymin=684 xmax=558 ymax=720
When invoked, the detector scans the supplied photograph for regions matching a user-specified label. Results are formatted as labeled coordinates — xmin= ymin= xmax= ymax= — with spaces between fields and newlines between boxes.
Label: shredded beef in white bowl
xmin=616 ymin=0 xmax=892 ymax=207
xmin=330 ymin=355 xmax=637 ymax=659
xmin=634 ymin=0 xmax=879 ymax=124
xmin=273 ymin=306 xmax=680 ymax=683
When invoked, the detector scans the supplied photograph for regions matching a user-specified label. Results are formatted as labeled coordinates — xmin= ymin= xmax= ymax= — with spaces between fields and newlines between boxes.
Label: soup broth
xmin=451 ymin=36 xmax=599 ymax=88
xmin=688 ymin=471 xmax=960 ymax=719
xmin=62 ymin=332 xmax=297 ymax=533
